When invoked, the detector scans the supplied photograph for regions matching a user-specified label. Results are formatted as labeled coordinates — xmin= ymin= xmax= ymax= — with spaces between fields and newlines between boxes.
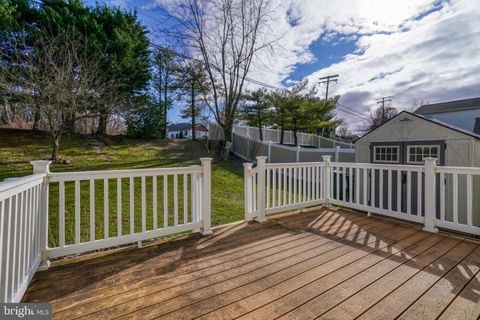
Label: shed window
xmin=407 ymin=145 xmax=439 ymax=164
xmin=373 ymin=146 xmax=399 ymax=163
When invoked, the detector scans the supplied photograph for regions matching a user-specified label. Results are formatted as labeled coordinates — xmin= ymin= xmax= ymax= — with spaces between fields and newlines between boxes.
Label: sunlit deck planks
xmin=23 ymin=207 xmax=480 ymax=320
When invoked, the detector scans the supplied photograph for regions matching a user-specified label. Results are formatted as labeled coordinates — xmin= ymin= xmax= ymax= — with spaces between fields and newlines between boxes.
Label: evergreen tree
xmin=240 ymin=88 xmax=272 ymax=141
xmin=177 ymin=60 xmax=209 ymax=140
xmin=152 ymin=48 xmax=177 ymax=138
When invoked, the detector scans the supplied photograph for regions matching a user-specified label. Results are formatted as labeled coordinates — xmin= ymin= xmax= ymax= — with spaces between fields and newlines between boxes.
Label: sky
xmin=91 ymin=0 xmax=480 ymax=131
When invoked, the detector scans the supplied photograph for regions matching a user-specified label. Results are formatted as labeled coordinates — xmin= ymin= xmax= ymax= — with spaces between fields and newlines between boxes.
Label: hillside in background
xmin=0 ymin=129 xmax=244 ymax=227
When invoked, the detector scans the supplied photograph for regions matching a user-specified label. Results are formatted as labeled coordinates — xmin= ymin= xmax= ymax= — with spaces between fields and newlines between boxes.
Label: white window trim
xmin=373 ymin=145 xmax=400 ymax=164
xmin=406 ymin=144 xmax=440 ymax=164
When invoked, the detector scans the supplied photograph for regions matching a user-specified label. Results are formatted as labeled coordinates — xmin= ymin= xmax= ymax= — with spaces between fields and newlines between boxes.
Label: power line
xmin=336 ymin=103 xmax=369 ymax=120
xmin=375 ymin=96 xmax=393 ymax=123
xmin=318 ymin=74 xmax=339 ymax=100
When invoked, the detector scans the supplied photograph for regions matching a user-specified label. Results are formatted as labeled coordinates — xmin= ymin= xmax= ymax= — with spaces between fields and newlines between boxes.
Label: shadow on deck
xmin=23 ymin=207 xmax=480 ymax=320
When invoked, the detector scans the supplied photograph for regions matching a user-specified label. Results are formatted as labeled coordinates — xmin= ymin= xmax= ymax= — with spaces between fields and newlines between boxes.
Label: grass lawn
xmin=0 ymin=129 xmax=245 ymax=247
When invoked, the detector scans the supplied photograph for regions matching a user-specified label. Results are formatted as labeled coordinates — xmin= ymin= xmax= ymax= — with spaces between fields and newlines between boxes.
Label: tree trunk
xmin=293 ymin=121 xmax=298 ymax=146
xmin=280 ymin=115 xmax=285 ymax=145
xmin=162 ymin=75 xmax=169 ymax=139
xmin=191 ymin=82 xmax=196 ymax=140
xmin=65 ymin=115 xmax=76 ymax=135
xmin=97 ymin=114 xmax=108 ymax=135
xmin=257 ymin=109 xmax=263 ymax=141
xmin=51 ymin=136 xmax=60 ymax=161
xmin=224 ymin=118 xmax=234 ymax=142
xmin=0 ymin=105 xmax=10 ymax=124
xmin=32 ymin=109 xmax=41 ymax=130
xmin=162 ymin=102 xmax=168 ymax=138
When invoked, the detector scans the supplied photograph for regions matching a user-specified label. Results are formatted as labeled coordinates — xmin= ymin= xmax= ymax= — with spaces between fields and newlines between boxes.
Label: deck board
xmin=22 ymin=207 xmax=480 ymax=320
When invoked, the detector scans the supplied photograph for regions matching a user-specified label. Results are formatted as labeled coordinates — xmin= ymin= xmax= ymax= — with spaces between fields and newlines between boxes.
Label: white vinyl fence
xmin=245 ymin=156 xmax=480 ymax=236
xmin=233 ymin=125 xmax=354 ymax=148
xmin=232 ymin=131 xmax=355 ymax=163
xmin=0 ymin=158 xmax=212 ymax=302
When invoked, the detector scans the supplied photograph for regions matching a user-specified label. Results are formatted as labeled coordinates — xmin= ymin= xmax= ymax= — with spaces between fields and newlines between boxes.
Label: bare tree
xmin=407 ymin=99 xmax=428 ymax=112
xmin=336 ymin=123 xmax=351 ymax=138
xmin=362 ymin=105 xmax=398 ymax=132
xmin=162 ymin=0 xmax=279 ymax=141
xmin=0 ymin=30 xmax=121 ymax=160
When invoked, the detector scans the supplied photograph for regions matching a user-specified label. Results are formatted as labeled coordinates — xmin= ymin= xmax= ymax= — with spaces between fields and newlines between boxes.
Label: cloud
xmin=247 ymin=0 xmax=480 ymax=131
xmin=146 ymin=0 xmax=478 ymax=130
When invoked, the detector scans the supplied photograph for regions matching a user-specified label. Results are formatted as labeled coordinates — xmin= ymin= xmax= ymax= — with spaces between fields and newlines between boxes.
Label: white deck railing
xmin=0 ymin=158 xmax=212 ymax=302
xmin=0 ymin=170 xmax=47 ymax=303
xmin=245 ymin=156 xmax=480 ymax=236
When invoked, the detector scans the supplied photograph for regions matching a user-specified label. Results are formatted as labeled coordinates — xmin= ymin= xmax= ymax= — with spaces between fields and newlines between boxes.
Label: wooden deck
xmin=23 ymin=208 xmax=480 ymax=320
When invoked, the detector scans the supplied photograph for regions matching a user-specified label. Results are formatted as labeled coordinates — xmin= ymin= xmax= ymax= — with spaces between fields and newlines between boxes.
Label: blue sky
xmin=88 ymin=0 xmax=480 ymax=130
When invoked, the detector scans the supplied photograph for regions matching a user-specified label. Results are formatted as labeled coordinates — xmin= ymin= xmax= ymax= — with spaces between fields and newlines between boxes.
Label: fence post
xmin=322 ymin=156 xmax=332 ymax=207
xmin=335 ymin=146 xmax=340 ymax=162
xmin=30 ymin=160 xmax=51 ymax=271
xmin=200 ymin=158 xmax=213 ymax=235
xmin=296 ymin=146 xmax=300 ymax=162
xmin=423 ymin=158 xmax=438 ymax=233
xmin=243 ymin=163 xmax=254 ymax=221
xmin=268 ymin=141 xmax=272 ymax=163
xmin=256 ymin=156 xmax=267 ymax=222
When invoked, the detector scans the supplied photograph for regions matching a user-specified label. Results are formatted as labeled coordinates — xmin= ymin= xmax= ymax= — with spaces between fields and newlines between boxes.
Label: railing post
xmin=256 ymin=156 xmax=267 ymax=222
xmin=335 ymin=145 xmax=340 ymax=162
xmin=423 ymin=157 xmax=438 ymax=233
xmin=200 ymin=158 xmax=213 ymax=235
xmin=243 ymin=163 xmax=254 ymax=221
xmin=30 ymin=160 xmax=51 ymax=270
xmin=190 ymin=165 xmax=201 ymax=232
xmin=322 ymin=156 xmax=332 ymax=207
xmin=296 ymin=146 xmax=300 ymax=162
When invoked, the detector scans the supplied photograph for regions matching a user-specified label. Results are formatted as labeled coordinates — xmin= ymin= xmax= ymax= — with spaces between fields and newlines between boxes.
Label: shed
xmin=355 ymin=111 xmax=480 ymax=228
xmin=355 ymin=111 xmax=480 ymax=166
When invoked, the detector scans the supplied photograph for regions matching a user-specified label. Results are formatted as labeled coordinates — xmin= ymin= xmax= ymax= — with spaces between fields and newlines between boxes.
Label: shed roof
xmin=354 ymin=111 xmax=480 ymax=143
xmin=414 ymin=97 xmax=480 ymax=115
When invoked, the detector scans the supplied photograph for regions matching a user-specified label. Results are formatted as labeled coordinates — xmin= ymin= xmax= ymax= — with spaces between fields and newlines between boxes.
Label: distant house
xmin=414 ymin=97 xmax=480 ymax=133
xmin=167 ymin=122 xmax=209 ymax=139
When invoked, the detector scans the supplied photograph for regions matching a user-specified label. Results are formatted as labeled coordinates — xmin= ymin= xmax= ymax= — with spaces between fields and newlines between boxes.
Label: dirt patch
xmin=83 ymin=135 xmax=111 ymax=162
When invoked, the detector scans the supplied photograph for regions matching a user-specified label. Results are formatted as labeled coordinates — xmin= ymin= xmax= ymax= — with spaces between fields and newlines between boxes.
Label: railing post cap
xmin=243 ymin=162 xmax=253 ymax=168
xmin=256 ymin=156 xmax=267 ymax=160
xmin=200 ymin=157 xmax=212 ymax=163
xmin=30 ymin=160 xmax=52 ymax=174
xmin=423 ymin=157 xmax=437 ymax=166
xmin=322 ymin=155 xmax=332 ymax=162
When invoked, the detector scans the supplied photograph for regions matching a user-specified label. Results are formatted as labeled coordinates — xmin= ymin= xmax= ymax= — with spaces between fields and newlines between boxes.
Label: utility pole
xmin=376 ymin=96 xmax=393 ymax=122
xmin=318 ymin=74 xmax=339 ymax=100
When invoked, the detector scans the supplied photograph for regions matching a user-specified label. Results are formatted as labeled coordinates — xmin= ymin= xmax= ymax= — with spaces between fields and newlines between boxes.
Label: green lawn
xmin=0 ymin=129 xmax=245 ymax=247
